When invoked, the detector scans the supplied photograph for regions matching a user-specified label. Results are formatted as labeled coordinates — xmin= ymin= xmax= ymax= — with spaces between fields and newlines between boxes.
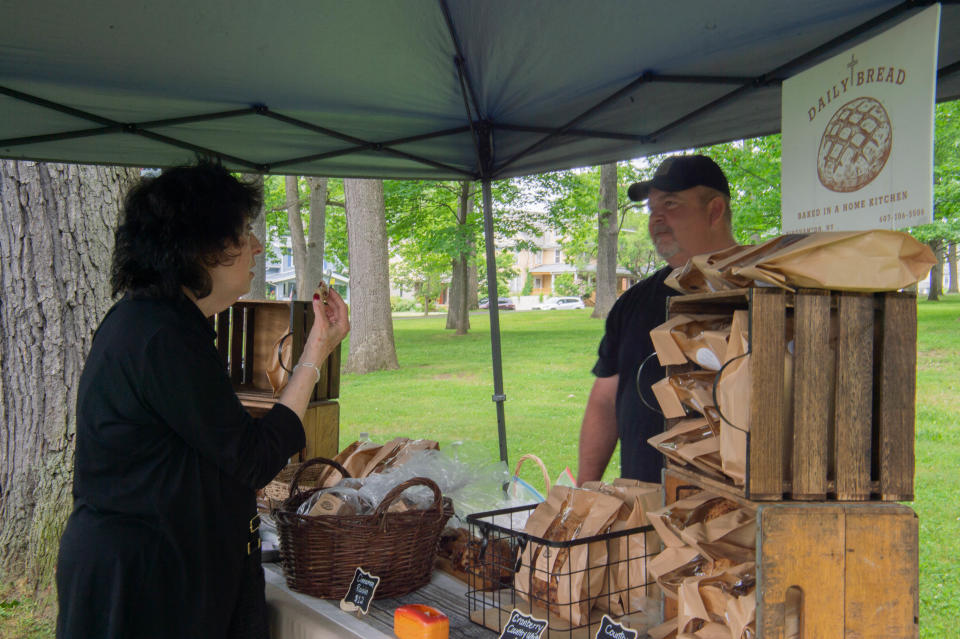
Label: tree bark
xmin=948 ymin=242 xmax=958 ymax=294
xmin=242 ymin=173 xmax=267 ymax=300
xmin=306 ymin=177 xmax=328 ymax=291
xmin=343 ymin=179 xmax=398 ymax=373
xmin=927 ymin=239 xmax=943 ymax=301
xmin=592 ymin=162 xmax=619 ymax=319
xmin=445 ymin=181 xmax=472 ymax=334
xmin=0 ymin=160 xmax=137 ymax=594
xmin=285 ymin=176 xmax=310 ymax=300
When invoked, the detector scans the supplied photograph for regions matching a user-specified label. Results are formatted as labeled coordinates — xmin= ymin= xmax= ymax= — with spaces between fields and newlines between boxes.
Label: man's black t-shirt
xmin=592 ymin=266 xmax=678 ymax=482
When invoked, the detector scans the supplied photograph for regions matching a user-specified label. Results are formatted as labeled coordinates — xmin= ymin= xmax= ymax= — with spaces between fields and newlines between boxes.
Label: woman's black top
xmin=56 ymin=295 xmax=305 ymax=639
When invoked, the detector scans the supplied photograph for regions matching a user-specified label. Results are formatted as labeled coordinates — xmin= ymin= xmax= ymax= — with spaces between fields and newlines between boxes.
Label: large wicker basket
xmin=273 ymin=457 xmax=454 ymax=599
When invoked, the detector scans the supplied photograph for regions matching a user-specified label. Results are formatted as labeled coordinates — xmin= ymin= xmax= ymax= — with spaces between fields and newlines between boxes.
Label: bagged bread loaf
xmin=515 ymin=486 xmax=623 ymax=625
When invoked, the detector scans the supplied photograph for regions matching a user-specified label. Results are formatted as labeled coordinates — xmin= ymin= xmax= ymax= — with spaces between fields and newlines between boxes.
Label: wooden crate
xmin=244 ymin=397 xmax=340 ymax=461
xmin=213 ymin=300 xmax=341 ymax=403
xmin=665 ymin=287 xmax=916 ymax=501
xmin=663 ymin=470 xmax=919 ymax=639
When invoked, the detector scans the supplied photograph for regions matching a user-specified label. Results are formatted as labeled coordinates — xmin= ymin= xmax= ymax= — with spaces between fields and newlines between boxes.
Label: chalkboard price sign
xmin=338 ymin=567 xmax=381 ymax=615
xmin=498 ymin=609 xmax=547 ymax=639
xmin=594 ymin=615 xmax=638 ymax=639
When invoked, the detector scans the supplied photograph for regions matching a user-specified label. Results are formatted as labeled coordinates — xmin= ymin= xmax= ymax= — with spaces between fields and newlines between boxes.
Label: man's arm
xmin=576 ymin=375 xmax=619 ymax=485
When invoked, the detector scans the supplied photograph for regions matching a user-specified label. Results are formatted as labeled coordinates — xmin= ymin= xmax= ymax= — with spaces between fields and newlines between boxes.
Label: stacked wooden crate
xmin=660 ymin=287 xmax=919 ymax=638
xmin=213 ymin=299 xmax=341 ymax=460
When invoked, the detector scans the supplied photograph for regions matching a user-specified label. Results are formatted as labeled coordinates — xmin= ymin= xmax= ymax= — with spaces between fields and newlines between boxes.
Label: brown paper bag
xmin=716 ymin=310 xmax=750 ymax=485
xmin=515 ymin=486 xmax=623 ymax=625
xmin=265 ymin=332 xmax=294 ymax=396
xmin=648 ymin=417 xmax=719 ymax=476
xmin=648 ymin=546 xmax=735 ymax=599
xmin=732 ymin=230 xmax=936 ymax=292
xmin=322 ymin=442 xmax=382 ymax=486
xmin=583 ymin=480 xmax=662 ymax=616
xmin=647 ymin=492 xmax=741 ymax=549
xmin=678 ymin=506 xmax=757 ymax=565
xmin=318 ymin=441 xmax=362 ymax=487
xmin=358 ymin=437 xmax=410 ymax=477
xmin=651 ymin=314 xmax=732 ymax=370
xmin=668 ymin=371 xmax=717 ymax=416
xmin=653 ymin=377 xmax=688 ymax=418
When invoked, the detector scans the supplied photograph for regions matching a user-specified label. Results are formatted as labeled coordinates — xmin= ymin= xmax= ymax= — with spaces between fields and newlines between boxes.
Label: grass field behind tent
xmin=3 ymin=296 xmax=957 ymax=638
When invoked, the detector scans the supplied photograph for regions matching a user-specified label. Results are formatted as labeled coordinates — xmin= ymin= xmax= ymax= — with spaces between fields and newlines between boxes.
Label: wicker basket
xmin=273 ymin=457 xmax=454 ymax=599
xmin=258 ymin=461 xmax=326 ymax=513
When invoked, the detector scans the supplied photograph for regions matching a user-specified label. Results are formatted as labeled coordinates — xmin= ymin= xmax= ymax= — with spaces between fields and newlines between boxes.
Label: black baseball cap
xmin=627 ymin=154 xmax=730 ymax=202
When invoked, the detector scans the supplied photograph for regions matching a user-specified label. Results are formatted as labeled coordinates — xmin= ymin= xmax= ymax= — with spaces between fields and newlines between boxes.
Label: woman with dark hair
xmin=55 ymin=162 xmax=349 ymax=639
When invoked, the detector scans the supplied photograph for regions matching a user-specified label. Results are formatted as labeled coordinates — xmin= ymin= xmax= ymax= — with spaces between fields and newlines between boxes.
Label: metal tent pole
xmin=481 ymin=178 xmax=509 ymax=465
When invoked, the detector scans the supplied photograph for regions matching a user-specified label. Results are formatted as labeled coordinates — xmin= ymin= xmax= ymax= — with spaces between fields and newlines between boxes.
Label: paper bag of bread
xmin=666 ymin=244 xmax=754 ymax=294
xmin=582 ymin=479 xmax=662 ymax=616
xmin=648 ymin=417 xmax=722 ymax=478
xmin=715 ymin=310 xmax=750 ymax=485
xmin=321 ymin=440 xmax=383 ymax=487
xmin=648 ymin=546 xmax=736 ymax=600
xmin=646 ymin=492 xmax=741 ymax=548
xmin=672 ymin=316 xmax=733 ymax=371
xmin=730 ymin=230 xmax=936 ymax=292
xmin=677 ymin=563 xmax=756 ymax=639
xmin=668 ymin=371 xmax=717 ymax=416
xmin=514 ymin=486 xmax=623 ymax=625
xmin=359 ymin=437 xmax=440 ymax=477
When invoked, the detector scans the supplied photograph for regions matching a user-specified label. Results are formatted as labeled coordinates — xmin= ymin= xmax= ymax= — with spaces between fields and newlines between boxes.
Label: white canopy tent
xmin=3 ymin=0 xmax=958 ymax=461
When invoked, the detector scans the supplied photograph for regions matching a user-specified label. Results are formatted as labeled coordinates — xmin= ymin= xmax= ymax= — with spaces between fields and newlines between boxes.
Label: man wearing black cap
xmin=576 ymin=154 xmax=738 ymax=484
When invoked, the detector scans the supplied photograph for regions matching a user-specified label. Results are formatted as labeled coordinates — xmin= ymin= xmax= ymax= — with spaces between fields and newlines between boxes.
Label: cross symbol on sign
xmin=847 ymin=53 xmax=859 ymax=83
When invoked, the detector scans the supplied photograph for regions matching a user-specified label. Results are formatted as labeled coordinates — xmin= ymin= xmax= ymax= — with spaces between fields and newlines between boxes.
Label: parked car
xmin=478 ymin=297 xmax=516 ymax=310
xmin=536 ymin=296 xmax=585 ymax=310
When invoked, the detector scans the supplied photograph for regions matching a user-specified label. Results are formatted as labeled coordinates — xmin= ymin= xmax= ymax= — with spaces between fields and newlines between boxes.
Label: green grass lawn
xmin=4 ymin=296 xmax=957 ymax=638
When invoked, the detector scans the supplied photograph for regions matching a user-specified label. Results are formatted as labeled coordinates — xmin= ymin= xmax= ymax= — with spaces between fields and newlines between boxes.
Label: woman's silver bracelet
xmin=293 ymin=361 xmax=321 ymax=385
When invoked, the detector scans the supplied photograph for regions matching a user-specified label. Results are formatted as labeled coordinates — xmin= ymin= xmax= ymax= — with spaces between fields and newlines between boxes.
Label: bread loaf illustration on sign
xmin=817 ymin=96 xmax=892 ymax=193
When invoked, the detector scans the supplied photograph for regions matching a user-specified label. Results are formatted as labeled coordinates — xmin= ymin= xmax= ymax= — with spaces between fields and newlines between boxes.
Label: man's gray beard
xmin=654 ymin=238 xmax=680 ymax=261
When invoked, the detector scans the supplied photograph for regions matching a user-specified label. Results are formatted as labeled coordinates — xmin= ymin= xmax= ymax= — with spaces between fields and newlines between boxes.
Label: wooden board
xmin=834 ymin=294 xmax=874 ymax=500
xmin=302 ymin=401 xmax=339 ymax=461
xmin=748 ymin=288 xmax=788 ymax=500
xmin=757 ymin=503 xmax=918 ymax=639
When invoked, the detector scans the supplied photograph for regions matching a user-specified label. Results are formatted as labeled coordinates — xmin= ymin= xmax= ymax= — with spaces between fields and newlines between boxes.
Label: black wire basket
xmin=465 ymin=503 xmax=662 ymax=638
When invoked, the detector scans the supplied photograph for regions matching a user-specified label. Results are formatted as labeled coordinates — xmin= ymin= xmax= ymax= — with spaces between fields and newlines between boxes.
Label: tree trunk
xmin=0 ymin=160 xmax=137 ymax=595
xmin=306 ymin=177 xmax=328 ymax=290
xmin=445 ymin=181 xmax=472 ymax=334
xmin=948 ymin=242 xmax=958 ymax=294
xmin=243 ymin=173 xmax=267 ymax=300
xmin=285 ymin=176 xmax=310 ymax=300
xmin=927 ymin=239 xmax=943 ymax=301
xmin=343 ymin=179 xmax=399 ymax=373
xmin=592 ymin=162 xmax=619 ymax=319
xmin=467 ymin=236 xmax=479 ymax=310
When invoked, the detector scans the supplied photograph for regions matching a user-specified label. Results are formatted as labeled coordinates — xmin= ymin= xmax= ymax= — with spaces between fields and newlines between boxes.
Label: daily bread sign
xmin=781 ymin=5 xmax=940 ymax=232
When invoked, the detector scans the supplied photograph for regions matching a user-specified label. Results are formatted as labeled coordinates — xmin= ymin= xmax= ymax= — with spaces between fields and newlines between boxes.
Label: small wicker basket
xmin=273 ymin=457 xmax=454 ymax=599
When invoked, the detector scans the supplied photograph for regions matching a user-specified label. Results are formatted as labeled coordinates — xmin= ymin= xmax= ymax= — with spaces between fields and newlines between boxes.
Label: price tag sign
xmin=595 ymin=615 xmax=638 ymax=639
xmin=339 ymin=567 xmax=380 ymax=615
xmin=498 ymin=609 xmax=547 ymax=639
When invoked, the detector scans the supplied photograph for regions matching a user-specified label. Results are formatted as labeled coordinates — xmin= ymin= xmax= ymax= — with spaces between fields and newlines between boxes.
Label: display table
xmin=264 ymin=562 xmax=497 ymax=638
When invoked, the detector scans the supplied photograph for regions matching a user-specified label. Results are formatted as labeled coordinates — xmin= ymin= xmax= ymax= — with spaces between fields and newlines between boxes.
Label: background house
xmin=507 ymin=229 xmax=637 ymax=297
xmin=265 ymin=237 xmax=349 ymax=301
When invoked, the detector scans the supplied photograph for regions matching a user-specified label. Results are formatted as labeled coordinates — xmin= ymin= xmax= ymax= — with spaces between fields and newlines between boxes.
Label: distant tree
xmin=553 ymin=273 xmax=581 ymax=297
xmin=344 ymin=179 xmax=399 ymax=373
xmin=594 ymin=162 xmax=619 ymax=318
xmin=241 ymin=173 xmax=267 ymax=300
xmin=477 ymin=251 xmax=518 ymax=298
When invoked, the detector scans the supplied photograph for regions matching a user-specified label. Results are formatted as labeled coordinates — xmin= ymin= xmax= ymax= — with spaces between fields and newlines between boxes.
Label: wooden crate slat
xmin=215 ymin=310 xmax=230 ymax=366
xmin=757 ymin=505 xmax=845 ymax=639
xmin=844 ymin=506 xmax=919 ymax=637
xmin=748 ymin=288 xmax=788 ymax=500
xmin=243 ymin=305 xmax=256 ymax=385
xmin=834 ymin=294 xmax=874 ymax=500
xmin=878 ymin=293 xmax=916 ymax=500
xmin=791 ymin=290 xmax=833 ymax=499
xmin=229 ymin=305 xmax=244 ymax=386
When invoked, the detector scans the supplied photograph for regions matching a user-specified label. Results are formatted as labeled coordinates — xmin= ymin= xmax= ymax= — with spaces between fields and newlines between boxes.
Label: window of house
xmin=283 ymin=253 xmax=292 ymax=268
xmin=534 ymin=277 xmax=542 ymax=289
xmin=555 ymin=248 xmax=561 ymax=262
